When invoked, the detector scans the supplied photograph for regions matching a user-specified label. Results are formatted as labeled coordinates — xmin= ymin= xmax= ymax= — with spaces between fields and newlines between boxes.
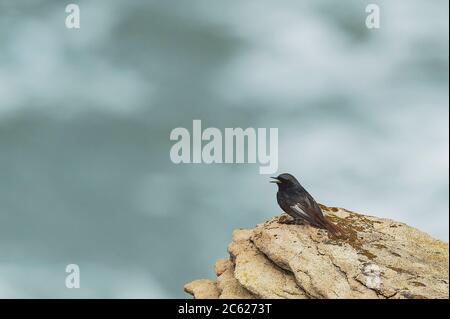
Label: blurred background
xmin=0 ymin=0 xmax=448 ymax=298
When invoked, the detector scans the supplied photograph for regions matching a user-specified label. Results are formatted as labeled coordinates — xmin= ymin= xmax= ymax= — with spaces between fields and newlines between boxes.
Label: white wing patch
xmin=290 ymin=204 xmax=310 ymax=219
xmin=305 ymin=196 xmax=312 ymax=207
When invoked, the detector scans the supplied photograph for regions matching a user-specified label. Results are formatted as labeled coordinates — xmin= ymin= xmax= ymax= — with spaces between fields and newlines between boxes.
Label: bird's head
xmin=270 ymin=173 xmax=301 ymax=189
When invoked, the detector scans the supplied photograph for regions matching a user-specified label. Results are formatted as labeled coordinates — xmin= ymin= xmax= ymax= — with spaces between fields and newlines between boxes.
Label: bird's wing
xmin=304 ymin=195 xmax=324 ymax=217
xmin=290 ymin=193 xmax=342 ymax=236
xmin=289 ymin=203 xmax=310 ymax=219
xmin=289 ymin=203 xmax=316 ymax=224
xmin=291 ymin=195 xmax=323 ymax=217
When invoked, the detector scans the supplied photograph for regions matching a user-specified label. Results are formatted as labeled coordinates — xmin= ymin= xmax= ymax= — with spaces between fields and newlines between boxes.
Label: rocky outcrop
xmin=184 ymin=205 xmax=449 ymax=299
xmin=184 ymin=279 xmax=220 ymax=299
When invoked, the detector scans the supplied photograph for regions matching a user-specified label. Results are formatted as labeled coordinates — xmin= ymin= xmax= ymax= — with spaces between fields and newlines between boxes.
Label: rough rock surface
xmin=214 ymin=258 xmax=255 ymax=299
xmin=184 ymin=279 xmax=220 ymax=299
xmin=184 ymin=205 xmax=449 ymax=299
xmin=227 ymin=228 xmax=307 ymax=298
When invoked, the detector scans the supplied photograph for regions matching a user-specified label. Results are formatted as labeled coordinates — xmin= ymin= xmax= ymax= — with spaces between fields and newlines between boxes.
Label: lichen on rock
xmin=184 ymin=205 xmax=449 ymax=299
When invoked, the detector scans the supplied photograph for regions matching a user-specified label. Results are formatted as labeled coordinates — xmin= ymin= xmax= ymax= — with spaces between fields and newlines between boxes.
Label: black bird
xmin=271 ymin=173 xmax=342 ymax=236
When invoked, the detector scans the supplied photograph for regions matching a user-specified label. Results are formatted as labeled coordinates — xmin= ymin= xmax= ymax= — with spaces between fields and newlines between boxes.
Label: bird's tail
xmin=319 ymin=217 xmax=345 ymax=237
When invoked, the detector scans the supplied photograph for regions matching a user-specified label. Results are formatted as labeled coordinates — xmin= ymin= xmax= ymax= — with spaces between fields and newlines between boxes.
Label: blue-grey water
xmin=0 ymin=0 xmax=448 ymax=297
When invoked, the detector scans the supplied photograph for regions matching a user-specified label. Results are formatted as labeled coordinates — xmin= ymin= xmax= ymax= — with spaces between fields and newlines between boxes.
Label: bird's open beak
xmin=270 ymin=177 xmax=281 ymax=184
